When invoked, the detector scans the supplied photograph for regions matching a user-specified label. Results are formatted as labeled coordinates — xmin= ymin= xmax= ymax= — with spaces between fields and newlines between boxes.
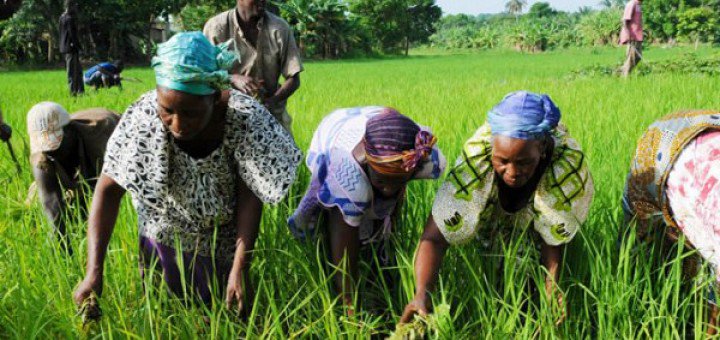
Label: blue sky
xmin=436 ymin=0 xmax=601 ymax=14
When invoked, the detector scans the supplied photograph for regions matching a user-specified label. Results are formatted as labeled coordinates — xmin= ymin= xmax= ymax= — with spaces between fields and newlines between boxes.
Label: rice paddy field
xmin=2 ymin=46 xmax=720 ymax=338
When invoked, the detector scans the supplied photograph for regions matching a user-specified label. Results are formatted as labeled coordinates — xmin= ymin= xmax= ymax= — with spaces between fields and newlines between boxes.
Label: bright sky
xmin=436 ymin=0 xmax=600 ymax=14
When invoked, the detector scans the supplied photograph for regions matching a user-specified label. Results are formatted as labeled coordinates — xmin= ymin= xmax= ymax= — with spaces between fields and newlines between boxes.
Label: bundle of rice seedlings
xmin=388 ymin=303 xmax=452 ymax=340
xmin=77 ymin=293 xmax=102 ymax=327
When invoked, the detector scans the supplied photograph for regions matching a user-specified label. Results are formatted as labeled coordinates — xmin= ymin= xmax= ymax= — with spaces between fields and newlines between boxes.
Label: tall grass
xmin=1 ymin=46 xmax=720 ymax=338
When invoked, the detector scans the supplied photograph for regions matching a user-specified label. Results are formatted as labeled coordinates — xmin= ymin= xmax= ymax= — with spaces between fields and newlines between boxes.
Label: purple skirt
xmin=139 ymin=236 xmax=231 ymax=305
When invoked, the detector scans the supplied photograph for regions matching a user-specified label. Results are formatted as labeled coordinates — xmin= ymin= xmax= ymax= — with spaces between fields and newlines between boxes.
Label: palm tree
xmin=505 ymin=0 xmax=527 ymax=17
xmin=599 ymin=0 xmax=625 ymax=9
xmin=578 ymin=6 xmax=594 ymax=16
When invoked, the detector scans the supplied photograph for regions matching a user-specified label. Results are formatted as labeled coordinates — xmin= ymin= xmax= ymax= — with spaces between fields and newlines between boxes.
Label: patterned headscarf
xmin=151 ymin=31 xmax=237 ymax=96
xmin=487 ymin=91 xmax=561 ymax=140
xmin=364 ymin=108 xmax=437 ymax=175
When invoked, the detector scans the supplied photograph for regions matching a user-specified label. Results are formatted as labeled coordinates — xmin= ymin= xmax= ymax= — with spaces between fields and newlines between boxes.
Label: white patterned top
xmin=103 ymin=90 xmax=302 ymax=260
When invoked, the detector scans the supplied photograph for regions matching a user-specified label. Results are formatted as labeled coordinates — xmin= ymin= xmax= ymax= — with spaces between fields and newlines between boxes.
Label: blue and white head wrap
xmin=151 ymin=31 xmax=237 ymax=96
xmin=487 ymin=91 xmax=561 ymax=140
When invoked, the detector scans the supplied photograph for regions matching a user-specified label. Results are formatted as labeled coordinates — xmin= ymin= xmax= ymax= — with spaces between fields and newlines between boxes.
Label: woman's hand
xmin=399 ymin=295 xmax=431 ymax=324
xmin=73 ymin=276 xmax=103 ymax=324
xmin=225 ymin=271 xmax=248 ymax=315
xmin=398 ymin=216 xmax=449 ymax=325
xmin=541 ymin=242 xmax=564 ymax=326
xmin=547 ymin=287 xmax=566 ymax=326
xmin=73 ymin=175 xmax=124 ymax=323
xmin=227 ymin=180 xmax=262 ymax=316
xmin=73 ymin=275 xmax=103 ymax=305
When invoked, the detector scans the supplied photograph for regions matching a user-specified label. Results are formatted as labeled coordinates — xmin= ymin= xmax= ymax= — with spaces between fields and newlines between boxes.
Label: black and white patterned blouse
xmin=103 ymin=90 xmax=302 ymax=261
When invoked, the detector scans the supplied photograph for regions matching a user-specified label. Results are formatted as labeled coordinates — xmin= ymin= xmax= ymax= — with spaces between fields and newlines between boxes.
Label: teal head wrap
xmin=151 ymin=31 xmax=237 ymax=96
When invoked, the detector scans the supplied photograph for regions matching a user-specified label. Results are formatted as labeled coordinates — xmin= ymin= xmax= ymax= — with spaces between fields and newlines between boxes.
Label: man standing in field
xmin=620 ymin=0 xmax=643 ymax=77
xmin=27 ymin=102 xmax=119 ymax=253
xmin=203 ymin=0 xmax=303 ymax=133
xmin=59 ymin=0 xmax=84 ymax=96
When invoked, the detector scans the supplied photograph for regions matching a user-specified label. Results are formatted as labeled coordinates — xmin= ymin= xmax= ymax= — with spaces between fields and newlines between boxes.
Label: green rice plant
xmin=1 ymin=46 xmax=720 ymax=338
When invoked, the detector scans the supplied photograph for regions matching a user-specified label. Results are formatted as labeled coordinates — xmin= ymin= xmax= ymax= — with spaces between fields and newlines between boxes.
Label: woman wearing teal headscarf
xmin=72 ymin=32 xmax=301 ymax=316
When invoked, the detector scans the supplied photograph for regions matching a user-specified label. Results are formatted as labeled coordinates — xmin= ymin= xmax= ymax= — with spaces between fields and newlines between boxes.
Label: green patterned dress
xmin=433 ymin=123 xmax=594 ymax=247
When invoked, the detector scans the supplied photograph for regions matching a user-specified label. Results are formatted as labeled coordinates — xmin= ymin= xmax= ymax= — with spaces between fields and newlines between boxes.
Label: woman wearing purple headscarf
xmin=289 ymin=106 xmax=446 ymax=313
xmin=399 ymin=91 xmax=594 ymax=325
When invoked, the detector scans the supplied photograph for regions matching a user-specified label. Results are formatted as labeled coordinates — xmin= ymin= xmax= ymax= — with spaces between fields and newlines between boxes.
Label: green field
xmin=2 ymin=46 xmax=720 ymax=338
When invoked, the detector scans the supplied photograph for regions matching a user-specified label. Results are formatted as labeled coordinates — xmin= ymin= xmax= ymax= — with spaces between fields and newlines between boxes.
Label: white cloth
xmin=288 ymin=106 xmax=446 ymax=244
xmin=666 ymin=130 xmax=720 ymax=280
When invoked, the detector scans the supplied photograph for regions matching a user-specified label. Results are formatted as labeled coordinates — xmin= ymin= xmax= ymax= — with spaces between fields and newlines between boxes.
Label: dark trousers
xmin=65 ymin=53 xmax=84 ymax=95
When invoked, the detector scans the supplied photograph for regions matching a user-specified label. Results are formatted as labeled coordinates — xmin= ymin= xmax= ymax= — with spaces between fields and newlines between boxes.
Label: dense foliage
xmin=429 ymin=1 xmax=720 ymax=51
xmin=2 ymin=0 xmax=720 ymax=63
xmin=0 ymin=0 xmax=441 ymax=64
xmin=0 ymin=0 xmax=186 ymax=63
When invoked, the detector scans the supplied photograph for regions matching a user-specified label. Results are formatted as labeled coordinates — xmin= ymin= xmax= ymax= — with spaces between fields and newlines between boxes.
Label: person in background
xmin=59 ymin=0 xmax=84 ymax=96
xmin=399 ymin=92 xmax=594 ymax=326
xmin=0 ymin=109 xmax=11 ymax=142
xmin=84 ymin=61 xmax=124 ymax=90
xmin=623 ymin=110 xmax=720 ymax=335
xmin=289 ymin=106 xmax=446 ymax=314
xmin=203 ymin=0 xmax=303 ymax=133
xmin=27 ymin=102 xmax=119 ymax=253
xmin=72 ymin=32 xmax=301 ymax=315
xmin=620 ymin=0 xmax=643 ymax=77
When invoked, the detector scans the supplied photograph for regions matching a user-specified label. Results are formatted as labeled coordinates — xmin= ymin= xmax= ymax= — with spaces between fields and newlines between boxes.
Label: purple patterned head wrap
xmin=364 ymin=108 xmax=437 ymax=174
xmin=487 ymin=91 xmax=561 ymax=140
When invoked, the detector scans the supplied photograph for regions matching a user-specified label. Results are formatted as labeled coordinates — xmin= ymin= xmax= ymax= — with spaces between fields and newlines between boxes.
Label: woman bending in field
xmin=288 ymin=107 xmax=446 ymax=313
xmin=399 ymin=91 xmax=594 ymax=324
xmin=72 ymin=32 xmax=301 ymax=314
xmin=623 ymin=110 xmax=720 ymax=335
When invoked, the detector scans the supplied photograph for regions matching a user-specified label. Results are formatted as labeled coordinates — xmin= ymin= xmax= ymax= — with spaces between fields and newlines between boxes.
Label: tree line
xmin=0 ymin=0 xmax=718 ymax=65
xmin=0 ymin=0 xmax=440 ymax=64
xmin=430 ymin=0 xmax=720 ymax=52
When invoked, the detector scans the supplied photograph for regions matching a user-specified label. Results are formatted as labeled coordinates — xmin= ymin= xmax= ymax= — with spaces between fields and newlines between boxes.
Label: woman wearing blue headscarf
xmin=399 ymin=91 xmax=594 ymax=325
xmin=72 ymin=32 xmax=301 ymax=317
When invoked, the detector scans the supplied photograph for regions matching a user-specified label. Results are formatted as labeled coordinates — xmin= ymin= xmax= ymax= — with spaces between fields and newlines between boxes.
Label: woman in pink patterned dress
xmin=623 ymin=110 xmax=720 ymax=334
